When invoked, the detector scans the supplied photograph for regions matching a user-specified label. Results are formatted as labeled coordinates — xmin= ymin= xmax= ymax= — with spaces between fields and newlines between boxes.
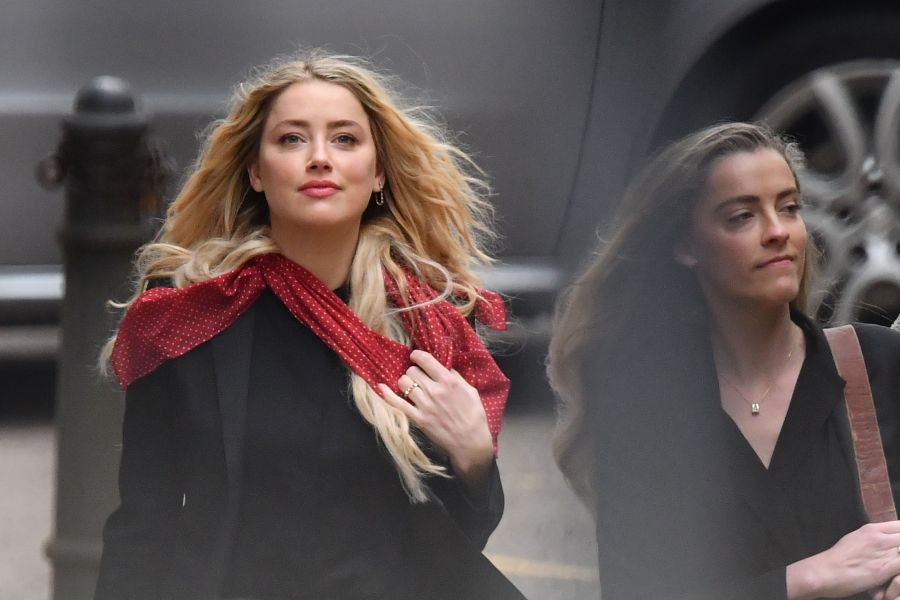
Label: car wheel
xmin=757 ymin=59 xmax=900 ymax=325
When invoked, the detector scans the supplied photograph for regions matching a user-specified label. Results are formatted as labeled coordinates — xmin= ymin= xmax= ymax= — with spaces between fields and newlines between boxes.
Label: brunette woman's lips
xmin=300 ymin=180 xmax=341 ymax=198
xmin=758 ymin=255 xmax=794 ymax=268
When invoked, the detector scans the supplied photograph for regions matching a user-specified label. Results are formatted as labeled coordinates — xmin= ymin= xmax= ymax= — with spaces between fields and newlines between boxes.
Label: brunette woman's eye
xmin=782 ymin=203 xmax=803 ymax=214
xmin=728 ymin=211 xmax=753 ymax=224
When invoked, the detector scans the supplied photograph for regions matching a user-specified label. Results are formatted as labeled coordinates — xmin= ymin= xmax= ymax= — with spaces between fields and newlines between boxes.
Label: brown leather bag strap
xmin=824 ymin=325 xmax=897 ymax=523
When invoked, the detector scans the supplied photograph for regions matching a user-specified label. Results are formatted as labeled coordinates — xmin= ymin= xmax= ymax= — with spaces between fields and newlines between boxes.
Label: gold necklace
xmin=717 ymin=344 xmax=796 ymax=416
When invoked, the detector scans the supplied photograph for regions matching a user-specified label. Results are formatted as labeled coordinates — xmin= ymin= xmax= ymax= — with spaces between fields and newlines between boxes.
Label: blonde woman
xmin=94 ymin=51 xmax=522 ymax=600
xmin=548 ymin=123 xmax=900 ymax=599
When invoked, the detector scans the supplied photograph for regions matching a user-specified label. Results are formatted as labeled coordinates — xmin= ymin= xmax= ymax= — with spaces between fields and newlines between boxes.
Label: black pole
xmin=40 ymin=76 xmax=164 ymax=600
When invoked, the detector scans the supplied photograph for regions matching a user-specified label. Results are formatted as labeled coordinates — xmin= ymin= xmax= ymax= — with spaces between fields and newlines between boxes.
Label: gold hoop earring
xmin=374 ymin=190 xmax=385 ymax=206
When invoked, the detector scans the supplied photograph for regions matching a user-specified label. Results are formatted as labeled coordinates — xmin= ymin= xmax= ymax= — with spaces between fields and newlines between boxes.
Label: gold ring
xmin=402 ymin=382 xmax=420 ymax=399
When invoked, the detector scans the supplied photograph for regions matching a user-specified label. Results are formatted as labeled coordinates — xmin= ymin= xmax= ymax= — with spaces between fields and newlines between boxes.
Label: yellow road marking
xmin=485 ymin=553 xmax=599 ymax=582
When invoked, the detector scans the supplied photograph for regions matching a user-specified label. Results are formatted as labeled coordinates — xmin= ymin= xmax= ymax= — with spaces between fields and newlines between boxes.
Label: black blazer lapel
xmin=208 ymin=307 xmax=255 ymax=587
xmin=212 ymin=307 xmax=255 ymax=499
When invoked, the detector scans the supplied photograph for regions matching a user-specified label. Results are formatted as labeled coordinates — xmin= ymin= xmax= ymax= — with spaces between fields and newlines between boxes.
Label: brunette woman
xmin=549 ymin=122 xmax=900 ymax=599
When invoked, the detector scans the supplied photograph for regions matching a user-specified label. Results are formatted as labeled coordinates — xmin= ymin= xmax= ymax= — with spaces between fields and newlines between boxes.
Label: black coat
xmin=588 ymin=313 xmax=900 ymax=599
xmin=95 ymin=294 xmax=523 ymax=600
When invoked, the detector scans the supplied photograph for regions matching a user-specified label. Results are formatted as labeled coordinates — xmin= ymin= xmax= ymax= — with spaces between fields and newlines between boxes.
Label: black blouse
xmin=589 ymin=312 xmax=900 ymax=600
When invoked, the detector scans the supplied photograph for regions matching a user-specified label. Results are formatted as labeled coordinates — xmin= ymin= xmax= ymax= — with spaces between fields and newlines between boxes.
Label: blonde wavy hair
xmin=547 ymin=122 xmax=815 ymax=505
xmin=104 ymin=50 xmax=498 ymax=502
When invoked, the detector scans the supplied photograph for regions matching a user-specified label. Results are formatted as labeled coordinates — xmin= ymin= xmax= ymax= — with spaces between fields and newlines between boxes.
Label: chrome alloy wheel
xmin=757 ymin=60 xmax=900 ymax=325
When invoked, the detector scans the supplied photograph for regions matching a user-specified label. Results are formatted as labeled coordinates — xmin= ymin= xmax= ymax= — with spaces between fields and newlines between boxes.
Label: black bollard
xmin=39 ymin=76 xmax=166 ymax=600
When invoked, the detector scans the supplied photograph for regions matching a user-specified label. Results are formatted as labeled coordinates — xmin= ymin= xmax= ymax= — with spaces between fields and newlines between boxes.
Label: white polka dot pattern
xmin=111 ymin=253 xmax=511 ymax=450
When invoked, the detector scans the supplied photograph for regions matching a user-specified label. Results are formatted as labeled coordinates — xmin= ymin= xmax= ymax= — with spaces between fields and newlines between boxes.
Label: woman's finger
xmin=397 ymin=374 xmax=428 ymax=406
xmin=378 ymin=384 xmax=421 ymax=420
xmin=409 ymin=349 xmax=452 ymax=383
xmin=402 ymin=366 xmax=438 ymax=396
xmin=408 ymin=354 xmax=476 ymax=401
xmin=885 ymin=574 xmax=900 ymax=600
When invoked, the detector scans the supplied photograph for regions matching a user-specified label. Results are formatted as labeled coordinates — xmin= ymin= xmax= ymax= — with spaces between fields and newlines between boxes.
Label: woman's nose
xmin=762 ymin=211 xmax=789 ymax=245
xmin=307 ymin=139 xmax=332 ymax=171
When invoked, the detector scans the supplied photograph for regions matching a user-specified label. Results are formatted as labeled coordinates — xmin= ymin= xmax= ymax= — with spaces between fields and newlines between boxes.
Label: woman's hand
xmin=378 ymin=350 xmax=494 ymax=494
xmin=871 ymin=573 xmax=900 ymax=600
xmin=786 ymin=521 xmax=900 ymax=599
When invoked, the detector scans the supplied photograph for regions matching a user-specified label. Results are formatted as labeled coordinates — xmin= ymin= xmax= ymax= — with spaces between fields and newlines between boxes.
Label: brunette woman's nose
xmin=762 ymin=213 xmax=789 ymax=245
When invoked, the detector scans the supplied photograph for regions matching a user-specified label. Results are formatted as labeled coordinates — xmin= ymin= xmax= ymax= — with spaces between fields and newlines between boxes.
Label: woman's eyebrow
xmin=272 ymin=119 xmax=363 ymax=129
xmin=714 ymin=188 xmax=799 ymax=212
xmin=327 ymin=119 xmax=364 ymax=129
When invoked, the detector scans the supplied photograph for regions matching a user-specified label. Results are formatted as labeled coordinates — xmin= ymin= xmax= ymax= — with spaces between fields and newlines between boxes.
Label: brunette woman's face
xmin=678 ymin=148 xmax=807 ymax=310
xmin=249 ymin=80 xmax=384 ymax=240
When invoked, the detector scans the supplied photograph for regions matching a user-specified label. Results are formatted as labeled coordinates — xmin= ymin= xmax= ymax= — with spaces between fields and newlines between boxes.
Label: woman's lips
xmin=300 ymin=180 xmax=340 ymax=198
xmin=758 ymin=256 xmax=794 ymax=268
xmin=301 ymin=186 xmax=339 ymax=198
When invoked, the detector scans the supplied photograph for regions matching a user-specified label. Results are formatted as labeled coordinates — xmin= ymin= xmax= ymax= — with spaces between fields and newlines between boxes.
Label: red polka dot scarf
xmin=111 ymin=252 xmax=510 ymax=449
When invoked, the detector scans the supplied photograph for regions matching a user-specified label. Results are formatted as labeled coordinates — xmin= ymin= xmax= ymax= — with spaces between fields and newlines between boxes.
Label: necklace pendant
xmin=751 ymin=403 xmax=761 ymax=416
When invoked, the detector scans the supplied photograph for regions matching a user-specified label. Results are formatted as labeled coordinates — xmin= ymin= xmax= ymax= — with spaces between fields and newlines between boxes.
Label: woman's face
xmin=679 ymin=148 xmax=807 ymax=310
xmin=249 ymin=80 xmax=384 ymax=240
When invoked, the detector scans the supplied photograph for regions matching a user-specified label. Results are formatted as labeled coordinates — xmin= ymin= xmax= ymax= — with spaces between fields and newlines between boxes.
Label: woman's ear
xmin=248 ymin=161 xmax=263 ymax=193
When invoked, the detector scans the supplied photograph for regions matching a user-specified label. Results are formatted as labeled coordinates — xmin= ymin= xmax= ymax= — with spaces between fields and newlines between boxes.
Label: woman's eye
xmin=279 ymin=133 xmax=303 ymax=145
xmin=334 ymin=133 xmax=357 ymax=145
xmin=781 ymin=203 xmax=802 ymax=214
xmin=728 ymin=211 xmax=753 ymax=224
